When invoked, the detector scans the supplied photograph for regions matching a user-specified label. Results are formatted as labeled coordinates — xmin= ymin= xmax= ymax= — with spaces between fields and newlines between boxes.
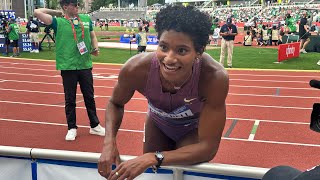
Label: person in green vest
xmin=34 ymin=0 xmax=105 ymax=141
xmin=285 ymin=13 xmax=297 ymax=33
xmin=7 ymin=18 xmax=20 ymax=57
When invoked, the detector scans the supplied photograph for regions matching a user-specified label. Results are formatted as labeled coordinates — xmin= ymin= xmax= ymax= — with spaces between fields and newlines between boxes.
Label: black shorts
xmin=4 ymin=37 xmax=10 ymax=45
xmin=299 ymin=32 xmax=310 ymax=40
xmin=10 ymin=40 xmax=18 ymax=47
xmin=138 ymin=46 xmax=146 ymax=53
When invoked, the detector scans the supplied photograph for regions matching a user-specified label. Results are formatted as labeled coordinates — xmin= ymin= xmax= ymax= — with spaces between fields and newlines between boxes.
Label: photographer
xmin=7 ymin=18 xmax=20 ymax=57
xmin=26 ymin=16 xmax=40 ymax=53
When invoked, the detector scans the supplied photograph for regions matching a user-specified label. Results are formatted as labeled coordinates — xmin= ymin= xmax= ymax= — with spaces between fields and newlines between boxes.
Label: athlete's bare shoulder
xmin=118 ymin=52 xmax=155 ymax=91
xmin=199 ymin=52 xmax=229 ymax=98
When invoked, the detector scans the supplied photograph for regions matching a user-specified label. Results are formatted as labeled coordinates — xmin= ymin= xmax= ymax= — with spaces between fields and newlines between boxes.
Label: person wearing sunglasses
xmin=34 ymin=0 xmax=105 ymax=141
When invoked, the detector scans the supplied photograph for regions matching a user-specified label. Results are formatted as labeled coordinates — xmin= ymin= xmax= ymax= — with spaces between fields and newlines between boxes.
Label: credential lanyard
xmin=65 ymin=15 xmax=84 ymax=43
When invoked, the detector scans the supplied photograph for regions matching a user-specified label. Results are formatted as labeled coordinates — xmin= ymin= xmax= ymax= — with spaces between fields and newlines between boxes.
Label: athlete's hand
xmin=98 ymin=140 xmax=121 ymax=178
xmin=108 ymin=153 xmax=155 ymax=180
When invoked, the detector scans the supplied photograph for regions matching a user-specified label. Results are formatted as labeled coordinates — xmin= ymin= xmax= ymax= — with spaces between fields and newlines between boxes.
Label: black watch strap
xmin=153 ymin=151 xmax=164 ymax=172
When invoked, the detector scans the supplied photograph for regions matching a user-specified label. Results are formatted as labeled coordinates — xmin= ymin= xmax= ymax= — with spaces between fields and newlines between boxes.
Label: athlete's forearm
xmin=104 ymin=101 xmax=124 ymax=144
xmin=160 ymin=141 xmax=219 ymax=166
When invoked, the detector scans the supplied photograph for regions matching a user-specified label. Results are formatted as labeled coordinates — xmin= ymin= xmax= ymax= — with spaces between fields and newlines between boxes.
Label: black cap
xmin=226 ymin=18 xmax=232 ymax=25
xmin=59 ymin=0 xmax=78 ymax=5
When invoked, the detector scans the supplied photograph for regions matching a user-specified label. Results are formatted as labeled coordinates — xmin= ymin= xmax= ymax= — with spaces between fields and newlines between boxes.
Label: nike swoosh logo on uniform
xmin=184 ymin=98 xmax=197 ymax=103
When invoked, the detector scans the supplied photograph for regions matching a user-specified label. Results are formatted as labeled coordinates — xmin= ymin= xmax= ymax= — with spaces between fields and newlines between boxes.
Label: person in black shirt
xmin=299 ymin=11 xmax=310 ymax=54
xmin=26 ymin=16 xmax=40 ymax=53
xmin=219 ymin=17 xmax=238 ymax=68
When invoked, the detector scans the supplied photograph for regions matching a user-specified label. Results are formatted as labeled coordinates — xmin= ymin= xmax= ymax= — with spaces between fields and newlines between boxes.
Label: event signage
xmin=0 ymin=33 xmax=32 ymax=53
xmin=120 ymin=34 xmax=158 ymax=45
xmin=278 ymin=42 xmax=300 ymax=62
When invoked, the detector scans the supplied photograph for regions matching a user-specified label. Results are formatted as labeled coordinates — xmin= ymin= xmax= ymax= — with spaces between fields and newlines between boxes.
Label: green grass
xmin=5 ymin=44 xmax=320 ymax=70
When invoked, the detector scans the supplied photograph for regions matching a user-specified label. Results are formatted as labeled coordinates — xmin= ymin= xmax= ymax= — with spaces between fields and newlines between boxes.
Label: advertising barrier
xmin=120 ymin=34 xmax=158 ymax=45
xmin=278 ymin=42 xmax=300 ymax=62
xmin=0 ymin=33 xmax=32 ymax=53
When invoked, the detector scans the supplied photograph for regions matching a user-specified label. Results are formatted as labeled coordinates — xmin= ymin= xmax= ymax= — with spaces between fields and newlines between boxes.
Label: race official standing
xmin=219 ymin=18 xmax=238 ymax=68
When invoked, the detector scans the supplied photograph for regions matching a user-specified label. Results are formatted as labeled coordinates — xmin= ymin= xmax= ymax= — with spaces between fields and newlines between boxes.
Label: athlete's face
xmin=157 ymin=30 xmax=200 ymax=84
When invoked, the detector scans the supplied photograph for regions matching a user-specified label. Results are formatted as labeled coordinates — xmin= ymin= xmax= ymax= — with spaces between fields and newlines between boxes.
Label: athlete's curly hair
xmin=155 ymin=5 xmax=212 ymax=53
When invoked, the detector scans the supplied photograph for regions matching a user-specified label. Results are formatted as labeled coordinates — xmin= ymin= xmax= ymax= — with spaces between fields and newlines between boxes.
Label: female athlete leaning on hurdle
xmin=98 ymin=5 xmax=230 ymax=180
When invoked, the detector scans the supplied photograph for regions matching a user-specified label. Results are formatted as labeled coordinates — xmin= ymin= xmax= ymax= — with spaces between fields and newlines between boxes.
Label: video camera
xmin=309 ymin=79 xmax=320 ymax=133
xmin=44 ymin=25 xmax=52 ymax=34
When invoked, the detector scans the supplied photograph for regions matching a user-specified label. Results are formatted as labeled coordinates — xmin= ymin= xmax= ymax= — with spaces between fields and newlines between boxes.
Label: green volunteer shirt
xmin=50 ymin=14 xmax=94 ymax=70
xmin=8 ymin=23 xmax=19 ymax=40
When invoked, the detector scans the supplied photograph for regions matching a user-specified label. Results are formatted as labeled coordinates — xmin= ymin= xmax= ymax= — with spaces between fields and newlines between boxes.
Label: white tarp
xmin=0 ymin=157 xmax=32 ymax=180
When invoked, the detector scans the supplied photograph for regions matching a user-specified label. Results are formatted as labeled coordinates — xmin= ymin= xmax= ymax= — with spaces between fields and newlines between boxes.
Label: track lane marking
xmin=0 ymin=118 xmax=318 ymax=147
xmin=0 ymin=99 xmax=313 ymax=110
xmin=1 ymin=87 xmax=319 ymax=100
xmin=248 ymin=120 xmax=260 ymax=141
xmin=0 ymin=118 xmax=143 ymax=133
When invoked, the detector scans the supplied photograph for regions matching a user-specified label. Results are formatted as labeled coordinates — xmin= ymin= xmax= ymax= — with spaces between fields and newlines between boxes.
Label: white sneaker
xmin=317 ymin=60 xmax=320 ymax=66
xmin=300 ymin=49 xmax=307 ymax=54
xmin=30 ymin=50 xmax=34 ymax=53
xmin=34 ymin=49 xmax=39 ymax=53
xmin=65 ymin=128 xmax=77 ymax=141
xmin=89 ymin=124 xmax=105 ymax=136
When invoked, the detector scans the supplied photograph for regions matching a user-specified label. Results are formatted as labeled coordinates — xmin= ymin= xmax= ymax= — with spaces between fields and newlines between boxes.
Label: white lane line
xmin=231 ymin=79 xmax=306 ymax=83
xmin=0 ymin=100 xmax=147 ymax=114
xmin=0 ymin=99 xmax=313 ymax=111
xmin=0 ymin=118 xmax=318 ymax=147
xmin=1 ymin=87 xmax=318 ymax=100
xmin=224 ymin=137 xmax=320 ymax=148
xmin=231 ymin=85 xmax=315 ymax=90
xmin=248 ymin=120 xmax=260 ymax=141
xmin=1 ymin=76 xmax=314 ymax=91
xmin=227 ymin=118 xmax=309 ymax=125
xmin=229 ymin=73 xmax=319 ymax=78
xmin=0 ymin=88 xmax=146 ymax=100
xmin=0 ymin=61 xmax=121 ymax=70
xmin=0 ymin=118 xmax=144 ymax=133
xmin=0 ymin=79 xmax=114 ymax=88
xmin=229 ymin=93 xmax=319 ymax=99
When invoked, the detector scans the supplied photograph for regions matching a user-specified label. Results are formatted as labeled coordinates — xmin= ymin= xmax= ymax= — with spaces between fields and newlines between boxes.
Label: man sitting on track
xmin=98 ymin=5 xmax=229 ymax=180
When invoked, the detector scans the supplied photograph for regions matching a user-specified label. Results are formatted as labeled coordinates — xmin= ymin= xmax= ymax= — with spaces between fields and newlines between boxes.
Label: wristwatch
xmin=153 ymin=151 xmax=164 ymax=172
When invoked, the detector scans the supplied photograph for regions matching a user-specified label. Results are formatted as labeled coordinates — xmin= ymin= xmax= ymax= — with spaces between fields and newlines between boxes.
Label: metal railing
xmin=0 ymin=145 xmax=269 ymax=179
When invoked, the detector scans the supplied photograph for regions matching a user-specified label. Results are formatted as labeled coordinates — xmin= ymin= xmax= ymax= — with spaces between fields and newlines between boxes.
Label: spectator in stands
xmin=7 ymin=18 xmax=20 ymax=57
xmin=219 ymin=17 xmax=238 ymax=68
xmin=34 ymin=0 xmax=105 ymax=141
xmin=299 ymin=11 xmax=310 ymax=54
xmin=130 ymin=26 xmax=147 ymax=53
xmin=243 ymin=31 xmax=252 ymax=46
xmin=26 ymin=16 xmax=40 ymax=53
xmin=262 ymin=165 xmax=320 ymax=180
xmin=98 ymin=5 xmax=229 ymax=180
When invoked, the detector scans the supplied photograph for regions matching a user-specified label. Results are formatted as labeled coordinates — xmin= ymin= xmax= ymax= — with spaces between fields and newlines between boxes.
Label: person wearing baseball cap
xmin=262 ymin=165 xmax=320 ymax=180
xmin=219 ymin=17 xmax=238 ymax=68
xmin=34 ymin=0 xmax=105 ymax=141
